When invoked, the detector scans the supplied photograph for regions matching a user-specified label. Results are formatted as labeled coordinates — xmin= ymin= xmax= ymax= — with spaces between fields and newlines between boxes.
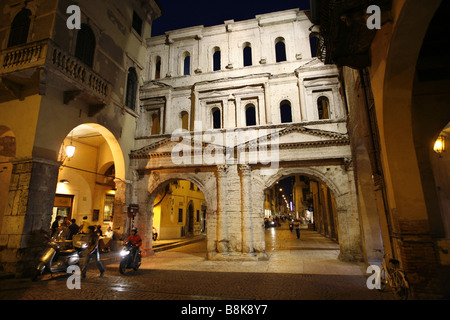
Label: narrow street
xmin=0 ymin=222 xmax=395 ymax=305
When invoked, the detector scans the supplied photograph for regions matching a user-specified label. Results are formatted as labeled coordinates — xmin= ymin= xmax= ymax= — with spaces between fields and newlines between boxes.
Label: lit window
xmin=317 ymin=96 xmax=330 ymax=119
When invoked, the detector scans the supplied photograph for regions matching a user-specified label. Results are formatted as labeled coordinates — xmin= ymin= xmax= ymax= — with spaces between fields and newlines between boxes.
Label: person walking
xmin=80 ymin=226 xmax=105 ymax=279
xmin=294 ymin=219 xmax=301 ymax=239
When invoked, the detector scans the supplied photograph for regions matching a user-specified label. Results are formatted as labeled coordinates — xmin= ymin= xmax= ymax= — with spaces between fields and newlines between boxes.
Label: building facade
xmin=313 ymin=0 xmax=450 ymax=298
xmin=0 ymin=0 xmax=161 ymax=275
xmin=131 ymin=9 xmax=366 ymax=262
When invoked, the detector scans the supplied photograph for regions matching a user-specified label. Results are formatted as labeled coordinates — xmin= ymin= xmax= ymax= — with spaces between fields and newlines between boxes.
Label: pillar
xmin=0 ymin=158 xmax=59 ymax=276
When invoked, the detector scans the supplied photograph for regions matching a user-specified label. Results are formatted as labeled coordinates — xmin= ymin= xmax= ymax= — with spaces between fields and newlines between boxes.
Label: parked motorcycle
xmin=33 ymin=236 xmax=87 ymax=281
xmin=119 ymin=241 xmax=141 ymax=274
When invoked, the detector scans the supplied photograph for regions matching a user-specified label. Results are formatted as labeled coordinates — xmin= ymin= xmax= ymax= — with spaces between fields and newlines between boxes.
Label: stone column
xmin=0 ymin=158 xmax=59 ymax=276
xmin=113 ymin=178 xmax=127 ymax=240
xmin=239 ymin=164 xmax=253 ymax=254
xmin=216 ymin=165 xmax=229 ymax=253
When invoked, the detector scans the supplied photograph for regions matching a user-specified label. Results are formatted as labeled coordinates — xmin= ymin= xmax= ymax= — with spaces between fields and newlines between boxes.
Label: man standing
xmin=80 ymin=226 xmax=105 ymax=279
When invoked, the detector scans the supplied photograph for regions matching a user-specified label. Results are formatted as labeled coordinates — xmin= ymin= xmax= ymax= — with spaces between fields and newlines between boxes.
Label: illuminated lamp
xmin=65 ymin=144 xmax=76 ymax=158
xmin=434 ymin=135 xmax=445 ymax=156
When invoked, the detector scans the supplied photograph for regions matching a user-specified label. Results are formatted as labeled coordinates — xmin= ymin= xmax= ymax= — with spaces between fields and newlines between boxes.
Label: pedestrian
xmin=294 ymin=219 xmax=301 ymax=239
xmin=51 ymin=215 xmax=62 ymax=237
xmin=79 ymin=216 xmax=91 ymax=233
xmin=80 ymin=225 xmax=105 ymax=279
xmin=68 ymin=219 xmax=79 ymax=239
xmin=289 ymin=219 xmax=294 ymax=232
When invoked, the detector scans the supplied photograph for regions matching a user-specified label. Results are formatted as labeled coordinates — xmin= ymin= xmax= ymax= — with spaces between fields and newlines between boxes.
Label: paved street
xmin=0 ymin=224 xmax=395 ymax=303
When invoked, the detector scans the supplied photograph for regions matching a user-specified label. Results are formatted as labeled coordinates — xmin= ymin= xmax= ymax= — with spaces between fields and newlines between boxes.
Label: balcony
xmin=0 ymin=39 xmax=110 ymax=114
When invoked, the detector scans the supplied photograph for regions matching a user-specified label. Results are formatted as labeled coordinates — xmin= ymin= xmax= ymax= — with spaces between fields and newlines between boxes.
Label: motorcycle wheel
xmin=119 ymin=260 xmax=127 ymax=274
xmin=133 ymin=255 xmax=141 ymax=271
xmin=32 ymin=263 xmax=45 ymax=281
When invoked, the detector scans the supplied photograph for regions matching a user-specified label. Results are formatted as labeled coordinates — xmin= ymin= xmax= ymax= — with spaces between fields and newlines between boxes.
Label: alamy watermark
xmin=366 ymin=264 xmax=382 ymax=290
xmin=66 ymin=265 xmax=81 ymax=290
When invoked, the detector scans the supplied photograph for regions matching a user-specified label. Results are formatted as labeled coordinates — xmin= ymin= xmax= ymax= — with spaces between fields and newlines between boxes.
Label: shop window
xmin=280 ymin=100 xmax=292 ymax=123
xmin=317 ymin=96 xmax=330 ymax=119
xmin=213 ymin=47 xmax=221 ymax=71
xmin=212 ymin=108 xmax=221 ymax=129
xmin=8 ymin=8 xmax=31 ymax=47
xmin=125 ymin=67 xmax=138 ymax=110
xmin=275 ymin=37 xmax=286 ymax=62
xmin=243 ymin=42 xmax=252 ymax=67
xmin=246 ymin=104 xmax=256 ymax=126
xmin=75 ymin=24 xmax=96 ymax=67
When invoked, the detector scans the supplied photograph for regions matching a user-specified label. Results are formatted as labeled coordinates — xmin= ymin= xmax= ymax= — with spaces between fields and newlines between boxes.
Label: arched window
xmin=275 ymin=37 xmax=286 ymax=62
xmin=125 ymin=68 xmax=138 ymax=111
xmin=8 ymin=8 xmax=31 ymax=47
xmin=213 ymin=47 xmax=221 ymax=71
xmin=183 ymin=52 xmax=190 ymax=76
xmin=212 ymin=108 xmax=221 ymax=129
xmin=317 ymin=96 xmax=330 ymax=119
xmin=181 ymin=111 xmax=189 ymax=130
xmin=243 ymin=42 xmax=252 ymax=67
xmin=280 ymin=100 xmax=292 ymax=123
xmin=245 ymin=104 xmax=256 ymax=126
xmin=151 ymin=113 xmax=161 ymax=135
xmin=75 ymin=24 xmax=96 ymax=67
xmin=155 ymin=56 xmax=161 ymax=79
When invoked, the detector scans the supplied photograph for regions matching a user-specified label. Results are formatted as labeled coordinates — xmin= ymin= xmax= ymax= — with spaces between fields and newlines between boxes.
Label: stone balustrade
xmin=0 ymin=39 xmax=109 ymax=99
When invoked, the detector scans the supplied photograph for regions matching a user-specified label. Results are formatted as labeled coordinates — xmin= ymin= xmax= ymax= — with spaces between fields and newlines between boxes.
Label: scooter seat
xmin=59 ymin=249 xmax=76 ymax=256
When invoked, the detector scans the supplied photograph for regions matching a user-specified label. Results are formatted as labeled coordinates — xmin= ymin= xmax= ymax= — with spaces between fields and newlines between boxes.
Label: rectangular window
xmin=104 ymin=194 xmax=114 ymax=221
xmin=178 ymin=208 xmax=183 ymax=223
xmin=132 ymin=11 xmax=142 ymax=36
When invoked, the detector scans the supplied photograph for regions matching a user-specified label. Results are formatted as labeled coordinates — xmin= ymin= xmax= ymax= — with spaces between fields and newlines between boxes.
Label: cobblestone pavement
xmin=0 ymin=225 xmax=396 ymax=303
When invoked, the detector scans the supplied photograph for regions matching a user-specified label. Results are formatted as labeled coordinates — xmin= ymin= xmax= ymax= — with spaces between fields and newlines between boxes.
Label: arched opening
xmin=75 ymin=23 xmax=96 ymax=67
xmin=155 ymin=56 xmax=161 ymax=79
xmin=245 ymin=104 xmax=256 ymax=126
xmin=317 ymin=96 xmax=330 ymax=119
xmin=212 ymin=107 xmax=221 ymax=129
xmin=54 ymin=124 xmax=126 ymax=240
xmin=264 ymin=174 xmax=340 ymax=254
xmin=213 ymin=47 xmax=221 ymax=71
xmin=151 ymin=180 xmax=207 ymax=240
xmin=280 ymin=100 xmax=292 ymax=123
xmin=180 ymin=111 xmax=189 ymax=131
xmin=275 ymin=37 xmax=286 ymax=62
xmin=151 ymin=113 xmax=161 ymax=135
xmin=243 ymin=42 xmax=252 ymax=67
xmin=183 ymin=52 xmax=191 ymax=76
xmin=8 ymin=8 xmax=31 ymax=47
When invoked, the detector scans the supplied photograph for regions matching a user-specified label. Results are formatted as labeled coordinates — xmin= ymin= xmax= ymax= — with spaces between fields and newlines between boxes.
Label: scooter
xmin=33 ymin=235 xmax=87 ymax=281
xmin=119 ymin=241 xmax=141 ymax=274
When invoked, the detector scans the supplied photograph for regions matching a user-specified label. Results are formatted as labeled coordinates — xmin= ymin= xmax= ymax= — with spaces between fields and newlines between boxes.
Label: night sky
xmin=152 ymin=0 xmax=311 ymax=36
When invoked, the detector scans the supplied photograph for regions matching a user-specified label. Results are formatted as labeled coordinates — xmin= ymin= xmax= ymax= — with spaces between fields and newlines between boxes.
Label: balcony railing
xmin=0 ymin=39 xmax=109 ymax=100
xmin=0 ymin=40 xmax=47 ymax=71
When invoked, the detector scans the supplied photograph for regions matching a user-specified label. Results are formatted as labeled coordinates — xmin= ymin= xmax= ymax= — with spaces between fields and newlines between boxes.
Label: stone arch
xmin=256 ymin=165 xmax=362 ymax=261
xmin=135 ymin=171 xmax=217 ymax=253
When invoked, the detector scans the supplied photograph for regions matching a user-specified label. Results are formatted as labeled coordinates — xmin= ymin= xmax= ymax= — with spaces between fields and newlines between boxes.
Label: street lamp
xmin=434 ymin=135 xmax=445 ymax=156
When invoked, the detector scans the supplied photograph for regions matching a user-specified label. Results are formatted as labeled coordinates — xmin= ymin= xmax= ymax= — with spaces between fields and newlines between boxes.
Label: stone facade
xmin=131 ymin=9 xmax=363 ymax=261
